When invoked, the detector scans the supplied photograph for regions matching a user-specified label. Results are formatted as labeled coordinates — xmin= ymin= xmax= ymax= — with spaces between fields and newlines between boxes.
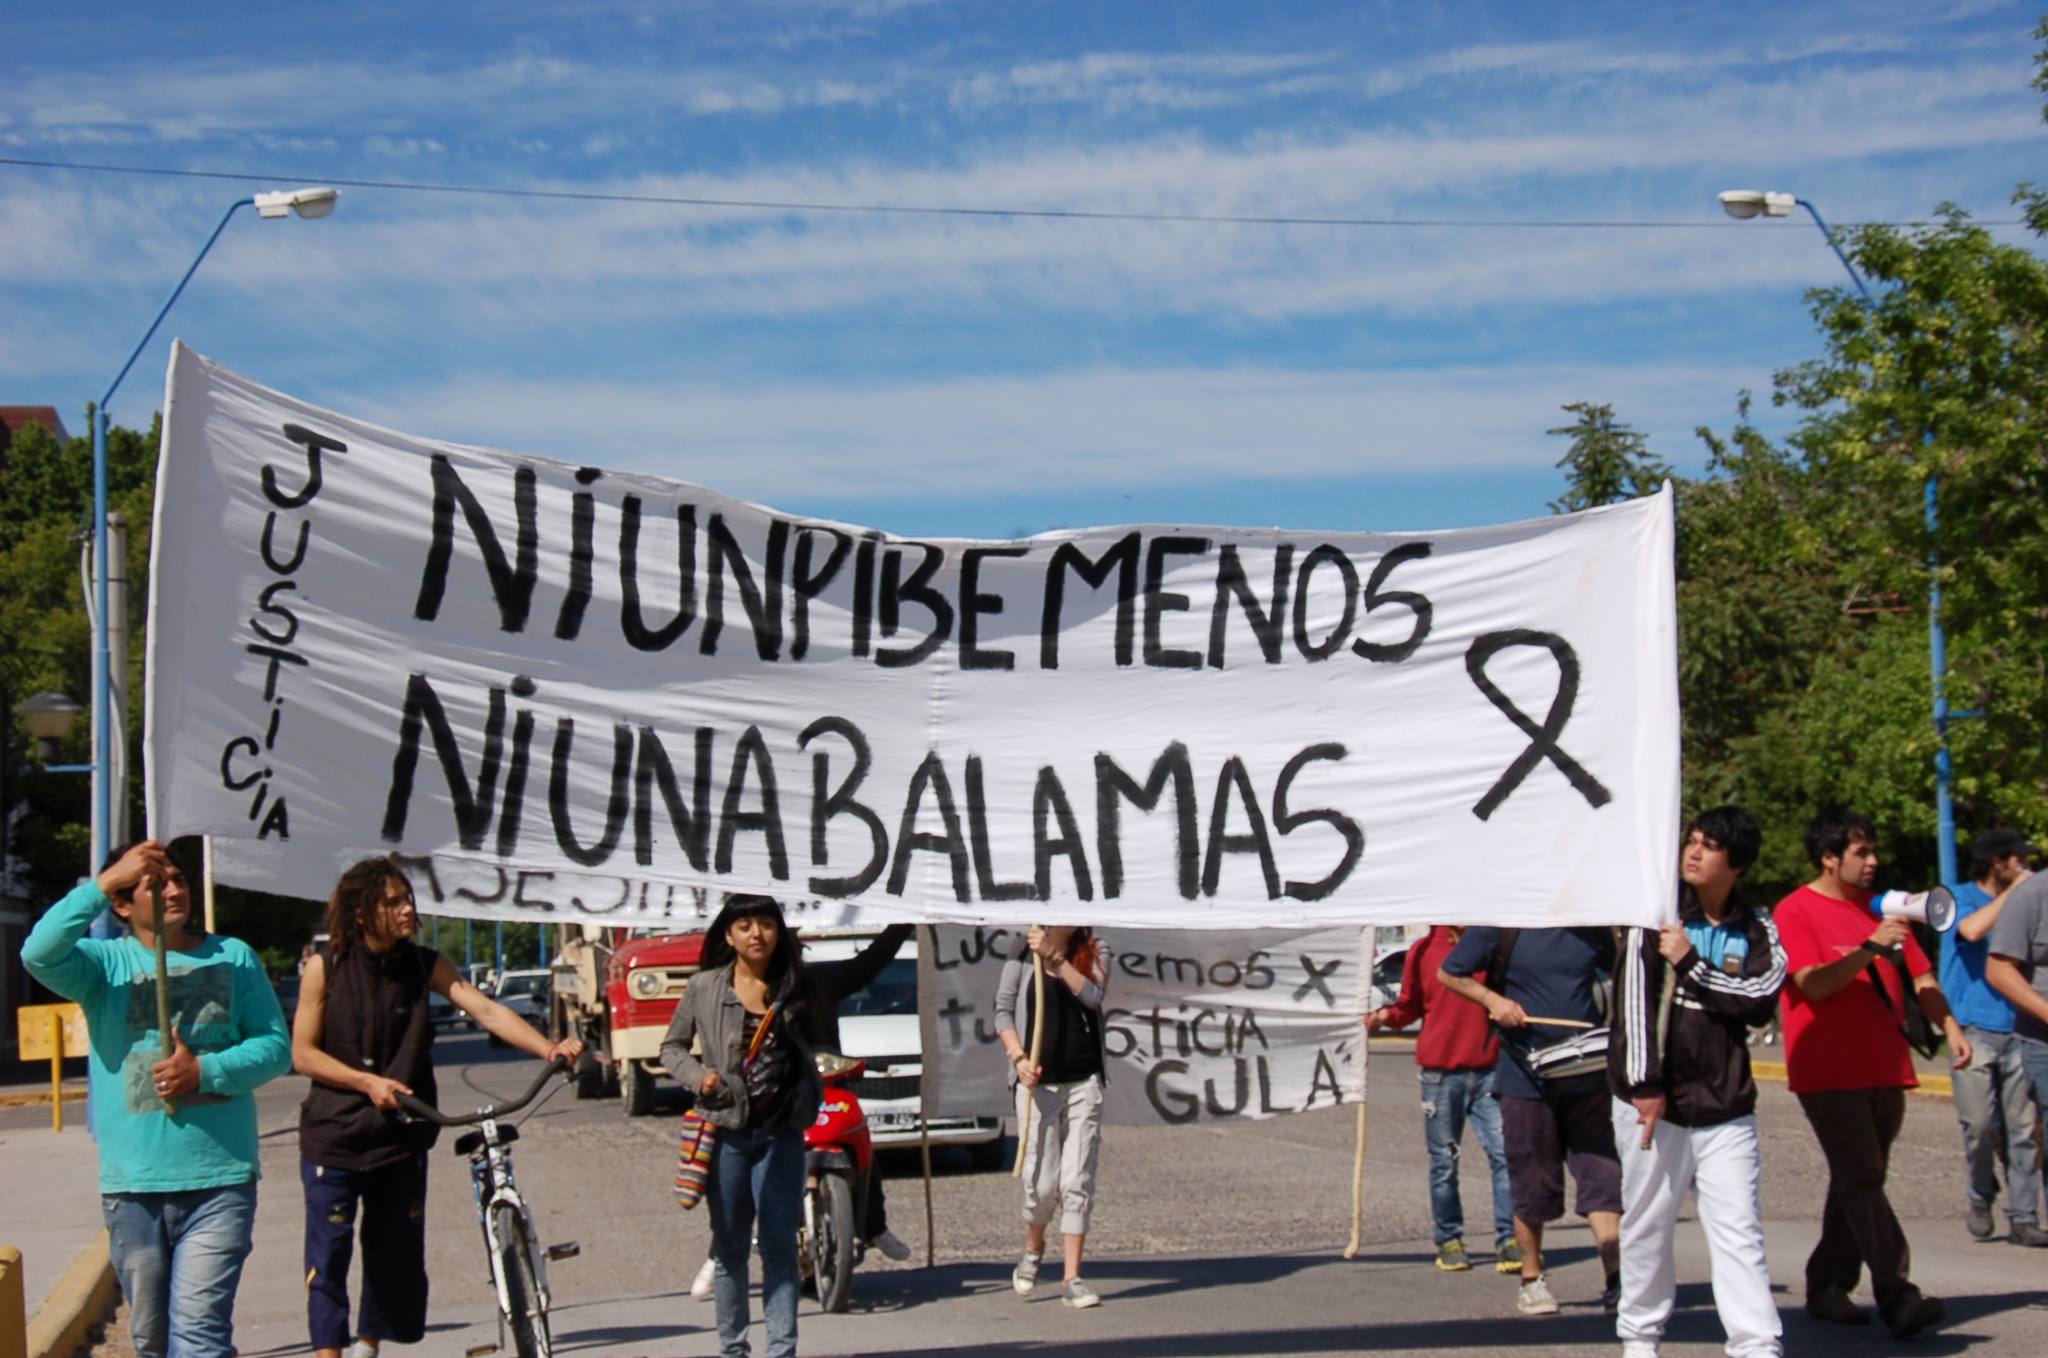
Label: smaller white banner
xmin=918 ymin=925 xmax=1367 ymax=1126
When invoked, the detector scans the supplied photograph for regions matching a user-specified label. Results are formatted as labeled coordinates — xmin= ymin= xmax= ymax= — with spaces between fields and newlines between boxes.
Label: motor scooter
xmin=800 ymin=1052 xmax=873 ymax=1313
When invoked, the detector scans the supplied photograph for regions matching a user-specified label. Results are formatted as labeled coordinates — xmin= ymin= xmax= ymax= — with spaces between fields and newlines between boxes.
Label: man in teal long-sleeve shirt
xmin=21 ymin=838 xmax=291 ymax=1358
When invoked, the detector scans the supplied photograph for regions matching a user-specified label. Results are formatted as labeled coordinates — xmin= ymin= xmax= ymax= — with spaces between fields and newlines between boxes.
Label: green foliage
xmin=1547 ymin=402 xmax=1671 ymax=512
xmin=1 ymin=415 xmax=158 ymax=903
xmin=1561 ymin=190 xmax=2048 ymax=898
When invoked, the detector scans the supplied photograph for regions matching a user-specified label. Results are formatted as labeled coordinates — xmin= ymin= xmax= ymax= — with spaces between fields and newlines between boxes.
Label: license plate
xmin=868 ymin=1113 xmax=915 ymax=1129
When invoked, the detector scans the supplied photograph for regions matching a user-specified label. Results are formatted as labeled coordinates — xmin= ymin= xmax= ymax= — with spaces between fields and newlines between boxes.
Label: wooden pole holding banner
xmin=152 ymin=879 xmax=176 ymax=1115
xmin=1524 ymin=1015 xmax=1596 ymax=1030
xmin=919 ymin=1118 xmax=935 ymax=1269
xmin=202 ymin=835 xmax=217 ymax=934
xmin=1341 ymin=1102 xmax=1367 ymax=1258
xmin=1010 ymin=954 xmax=1047 ymax=1180
xmin=1343 ymin=926 xmax=1371 ymax=1258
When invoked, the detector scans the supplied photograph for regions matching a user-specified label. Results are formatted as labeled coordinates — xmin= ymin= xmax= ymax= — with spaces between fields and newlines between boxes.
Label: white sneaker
xmin=349 ymin=1343 xmax=380 ymax=1358
xmin=1062 ymin=1278 xmax=1101 ymax=1309
xmin=1012 ymin=1251 xmax=1042 ymax=1295
xmin=1621 ymin=1341 xmax=1660 ymax=1358
xmin=690 ymin=1257 xmax=716 ymax=1301
xmin=873 ymin=1229 xmax=911 ymax=1262
xmin=1516 ymin=1275 xmax=1561 ymax=1316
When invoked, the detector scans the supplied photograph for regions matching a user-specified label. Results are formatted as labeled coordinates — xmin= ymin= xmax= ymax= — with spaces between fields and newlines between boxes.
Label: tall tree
xmin=1546 ymin=402 xmax=1671 ymax=512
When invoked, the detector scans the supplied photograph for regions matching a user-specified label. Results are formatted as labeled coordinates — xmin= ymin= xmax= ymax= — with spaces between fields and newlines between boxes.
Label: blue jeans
xmin=102 ymin=1181 xmax=257 ymax=1358
xmin=1952 ymin=1027 xmax=2041 ymax=1226
xmin=705 ymin=1125 xmax=804 ymax=1358
xmin=1419 ymin=1067 xmax=1513 ymax=1247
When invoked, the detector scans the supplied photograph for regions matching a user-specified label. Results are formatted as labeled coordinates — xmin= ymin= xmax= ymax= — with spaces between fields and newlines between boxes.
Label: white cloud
xmin=342 ymin=361 xmax=1763 ymax=504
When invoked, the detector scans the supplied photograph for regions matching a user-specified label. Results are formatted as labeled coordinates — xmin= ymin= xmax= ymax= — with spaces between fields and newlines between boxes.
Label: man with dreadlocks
xmin=290 ymin=856 xmax=582 ymax=1358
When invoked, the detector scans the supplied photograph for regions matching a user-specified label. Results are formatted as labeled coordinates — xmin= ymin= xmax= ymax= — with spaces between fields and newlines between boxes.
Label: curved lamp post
xmin=88 ymin=187 xmax=339 ymax=873
xmin=1719 ymin=188 xmax=1958 ymax=885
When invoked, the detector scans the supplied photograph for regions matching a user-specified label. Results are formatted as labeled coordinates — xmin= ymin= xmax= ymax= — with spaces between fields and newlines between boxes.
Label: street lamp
xmin=13 ymin=692 xmax=85 ymax=765
xmin=1719 ymin=187 xmax=1958 ymax=885
xmin=88 ymin=187 xmax=339 ymax=876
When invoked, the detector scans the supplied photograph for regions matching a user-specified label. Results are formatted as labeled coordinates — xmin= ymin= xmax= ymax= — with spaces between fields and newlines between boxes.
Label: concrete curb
xmin=23 ymin=1230 xmax=115 ymax=1358
xmin=0 ymin=1092 xmax=86 ymax=1112
xmin=1750 ymin=1059 xmax=1951 ymax=1099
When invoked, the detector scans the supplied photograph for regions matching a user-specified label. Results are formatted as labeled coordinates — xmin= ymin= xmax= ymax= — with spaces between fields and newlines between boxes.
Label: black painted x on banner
xmin=1465 ymin=629 xmax=1613 ymax=821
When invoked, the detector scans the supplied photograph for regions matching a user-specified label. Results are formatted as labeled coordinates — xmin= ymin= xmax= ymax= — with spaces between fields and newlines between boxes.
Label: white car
xmin=489 ymin=968 xmax=551 ymax=1038
xmin=803 ymin=932 xmax=1006 ymax=1167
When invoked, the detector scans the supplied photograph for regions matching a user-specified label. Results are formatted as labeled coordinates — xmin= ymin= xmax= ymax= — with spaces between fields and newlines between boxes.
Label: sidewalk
xmin=0 ymin=1108 xmax=103 ymax=1324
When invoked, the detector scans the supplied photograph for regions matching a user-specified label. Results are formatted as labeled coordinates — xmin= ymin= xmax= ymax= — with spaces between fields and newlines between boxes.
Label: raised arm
xmin=807 ymin=923 xmax=913 ymax=1007
xmin=1959 ymin=872 xmax=2029 ymax=943
xmin=1790 ymin=917 xmax=1910 ymax=1003
xmin=21 ymin=880 xmax=116 ymax=1003
xmin=436 ymin=955 xmax=575 ymax=1063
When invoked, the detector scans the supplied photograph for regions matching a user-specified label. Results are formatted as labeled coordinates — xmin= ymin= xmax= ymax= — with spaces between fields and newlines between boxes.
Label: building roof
xmin=0 ymin=406 xmax=72 ymax=452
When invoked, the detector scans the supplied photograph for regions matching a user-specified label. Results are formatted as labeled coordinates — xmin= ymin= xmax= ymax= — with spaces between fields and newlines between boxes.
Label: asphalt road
xmin=51 ymin=1032 xmax=2048 ymax=1356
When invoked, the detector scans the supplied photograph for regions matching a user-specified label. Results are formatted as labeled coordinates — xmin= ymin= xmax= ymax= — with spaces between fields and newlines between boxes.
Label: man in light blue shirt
xmin=21 ymin=839 xmax=292 ymax=1357
xmin=1943 ymin=827 xmax=2047 ymax=1247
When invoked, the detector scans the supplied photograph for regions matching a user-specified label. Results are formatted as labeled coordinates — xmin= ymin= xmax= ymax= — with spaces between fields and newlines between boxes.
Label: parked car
xmin=803 ymin=932 xmax=1005 ymax=1167
xmin=428 ymin=986 xmax=476 ymax=1032
xmin=1368 ymin=944 xmax=1409 ymax=1012
xmin=488 ymin=968 xmax=552 ymax=1044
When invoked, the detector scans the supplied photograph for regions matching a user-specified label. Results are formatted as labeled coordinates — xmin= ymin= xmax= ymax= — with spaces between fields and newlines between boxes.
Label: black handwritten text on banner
xmin=916 ymin=925 xmax=1367 ymax=1127
xmin=146 ymin=345 xmax=1679 ymax=927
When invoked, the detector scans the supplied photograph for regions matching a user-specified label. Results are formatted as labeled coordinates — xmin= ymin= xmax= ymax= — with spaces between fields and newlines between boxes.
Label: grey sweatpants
xmin=1018 ymin=1075 xmax=1104 ymax=1237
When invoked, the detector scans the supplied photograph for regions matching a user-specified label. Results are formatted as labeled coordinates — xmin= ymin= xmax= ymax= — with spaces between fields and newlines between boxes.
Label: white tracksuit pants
xmin=1612 ymin=1099 xmax=1781 ymax=1358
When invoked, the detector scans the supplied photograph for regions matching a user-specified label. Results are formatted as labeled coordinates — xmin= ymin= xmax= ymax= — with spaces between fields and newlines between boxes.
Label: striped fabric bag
xmin=673 ymin=1002 xmax=781 ymax=1210
xmin=673 ymin=1112 xmax=717 ymax=1209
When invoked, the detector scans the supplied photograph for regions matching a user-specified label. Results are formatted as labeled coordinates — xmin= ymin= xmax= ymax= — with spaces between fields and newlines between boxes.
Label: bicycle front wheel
xmin=491 ymin=1202 xmax=549 ymax=1358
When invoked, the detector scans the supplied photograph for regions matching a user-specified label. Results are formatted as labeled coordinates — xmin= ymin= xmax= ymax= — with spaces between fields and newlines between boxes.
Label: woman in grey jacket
xmin=995 ymin=925 xmax=1109 ymax=1309
xmin=658 ymin=896 xmax=811 ymax=1358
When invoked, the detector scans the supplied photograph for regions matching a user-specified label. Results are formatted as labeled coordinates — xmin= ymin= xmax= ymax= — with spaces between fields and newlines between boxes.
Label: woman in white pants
xmin=995 ymin=926 xmax=1108 ymax=1310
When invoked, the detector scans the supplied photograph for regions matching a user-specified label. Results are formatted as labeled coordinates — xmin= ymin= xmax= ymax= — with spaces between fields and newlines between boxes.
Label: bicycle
xmin=396 ymin=1057 xmax=578 ymax=1358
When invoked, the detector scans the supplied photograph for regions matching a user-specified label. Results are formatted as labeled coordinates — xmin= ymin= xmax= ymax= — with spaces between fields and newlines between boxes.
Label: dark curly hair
xmin=323 ymin=856 xmax=415 ymax=959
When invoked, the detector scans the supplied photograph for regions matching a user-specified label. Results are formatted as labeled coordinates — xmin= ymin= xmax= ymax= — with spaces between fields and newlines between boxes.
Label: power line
xmin=0 ymin=154 xmax=2019 ymax=230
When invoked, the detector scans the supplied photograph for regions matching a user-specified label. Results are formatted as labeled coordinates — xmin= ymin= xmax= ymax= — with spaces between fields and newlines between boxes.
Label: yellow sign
xmin=16 ymin=1002 xmax=88 ymax=1060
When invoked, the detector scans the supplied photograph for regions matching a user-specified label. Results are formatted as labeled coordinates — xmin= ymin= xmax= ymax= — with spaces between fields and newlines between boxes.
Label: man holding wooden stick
xmin=19 ymin=838 xmax=291 ymax=1358
xmin=1440 ymin=925 xmax=1622 ymax=1319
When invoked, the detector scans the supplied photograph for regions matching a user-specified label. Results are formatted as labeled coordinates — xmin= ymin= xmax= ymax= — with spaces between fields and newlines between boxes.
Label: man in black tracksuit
xmin=1607 ymin=806 xmax=1789 ymax=1358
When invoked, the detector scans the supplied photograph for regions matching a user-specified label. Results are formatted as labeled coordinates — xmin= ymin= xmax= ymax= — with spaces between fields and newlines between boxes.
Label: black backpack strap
xmin=1864 ymin=954 xmax=1938 ymax=1059
xmin=1487 ymin=928 xmax=1520 ymax=994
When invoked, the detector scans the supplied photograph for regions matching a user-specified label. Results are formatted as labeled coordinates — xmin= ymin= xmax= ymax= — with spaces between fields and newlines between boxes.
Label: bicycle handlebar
xmin=394 ymin=1056 xmax=568 ymax=1127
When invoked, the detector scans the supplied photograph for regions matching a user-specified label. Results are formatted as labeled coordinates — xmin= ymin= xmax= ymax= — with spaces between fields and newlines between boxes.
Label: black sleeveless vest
xmin=298 ymin=940 xmax=441 ymax=1168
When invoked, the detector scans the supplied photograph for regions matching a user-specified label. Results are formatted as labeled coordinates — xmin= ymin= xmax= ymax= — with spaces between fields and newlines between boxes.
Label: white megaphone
xmin=1869 ymin=886 xmax=1957 ymax=933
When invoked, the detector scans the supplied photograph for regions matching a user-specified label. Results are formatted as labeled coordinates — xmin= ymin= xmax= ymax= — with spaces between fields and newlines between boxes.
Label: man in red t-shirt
xmin=1366 ymin=926 xmax=1514 ymax=1275
xmin=1776 ymin=808 xmax=1971 ymax=1339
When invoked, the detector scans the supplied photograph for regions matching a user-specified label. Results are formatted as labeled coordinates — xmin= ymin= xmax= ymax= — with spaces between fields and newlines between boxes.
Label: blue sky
xmin=3 ymin=0 xmax=2041 ymax=538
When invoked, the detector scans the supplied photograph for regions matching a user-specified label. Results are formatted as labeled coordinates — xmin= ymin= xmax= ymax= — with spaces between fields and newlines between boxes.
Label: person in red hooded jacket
xmin=1367 ymin=926 xmax=1516 ymax=1275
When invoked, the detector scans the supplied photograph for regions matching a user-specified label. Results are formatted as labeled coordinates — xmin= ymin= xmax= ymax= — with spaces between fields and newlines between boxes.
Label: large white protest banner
xmin=147 ymin=345 xmax=1678 ymax=926
xmin=917 ymin=926 xmax=1366 ymax=1126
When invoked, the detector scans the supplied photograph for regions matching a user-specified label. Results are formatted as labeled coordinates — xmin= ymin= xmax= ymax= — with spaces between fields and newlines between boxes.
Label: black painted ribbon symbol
xmin=1465 ymin=629 xmax=1613 ymax=821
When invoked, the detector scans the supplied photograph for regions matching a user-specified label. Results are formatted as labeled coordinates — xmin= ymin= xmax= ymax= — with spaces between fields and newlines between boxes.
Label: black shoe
xmin=2010 ymin=1222 xmax=2048 ymax=1248
xmin=1602 ymin=1273 xmax=1621 ymax=1315
xmin=1967 ymin=1203 xmax=1995 ymax=1239
xmin=1881 ymin=1289 xmax=1947 ymax=1339
xmin=1806 ymin=1285 xmax=1870 ymax=1326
